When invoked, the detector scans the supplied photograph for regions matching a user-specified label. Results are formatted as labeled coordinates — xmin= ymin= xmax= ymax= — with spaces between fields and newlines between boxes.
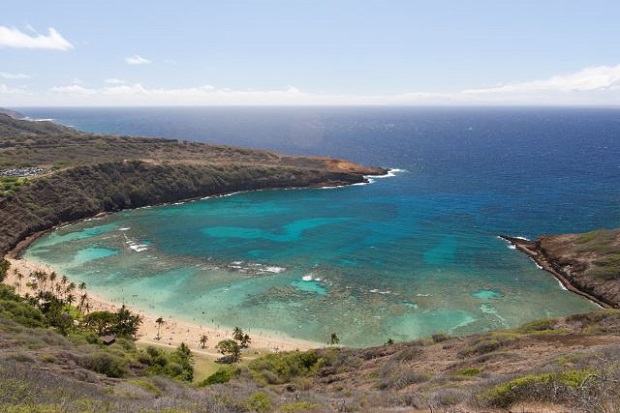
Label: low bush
xmin=430 ymin=388 xmax=471 ymax=407
xmin=245 ymin=391 xmax=272 ymax=413
xmin=80 ymin=351 xmax=128 ymax=378
xmin=394 ymin=345 xmax=423 ymax=362
xmin=0 ymin=299 xmax=46 ymax=328
xmin=432 ymin=333 xmax=450 ymax=343
xmin=459 ymin=333 xmax=519 ymax=358
xmin=140 ymin=343 xmax=193 ymax=382
xmin=280 ymin=401 xmax=324 ymax=412
xmin=200 ymin=366 xmax=239 ymax=386
xmin=482 ymin=369 xmax=592 ymax=408
xmin=519 ymin=318 xmax=556 ymax=332
xmin=458 ymin=367 xmax=482 ymax=377
xmin=249 ymin=350 xmax=319 ymax=384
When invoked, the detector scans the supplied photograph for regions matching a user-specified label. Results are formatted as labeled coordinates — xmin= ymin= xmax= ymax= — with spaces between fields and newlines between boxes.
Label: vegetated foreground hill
xmin=1 ymin=285 xmax=619 ymax=412
xmin=0 ymin=113 xmax=386 ymax=255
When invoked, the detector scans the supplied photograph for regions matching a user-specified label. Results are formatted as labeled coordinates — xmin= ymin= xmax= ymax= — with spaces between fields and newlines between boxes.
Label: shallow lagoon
xmin=25 ymin=183 xmax=597 ymax=347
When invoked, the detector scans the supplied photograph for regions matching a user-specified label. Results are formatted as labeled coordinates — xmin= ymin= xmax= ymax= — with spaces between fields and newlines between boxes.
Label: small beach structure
xmin=101 ymin=334 xmax=117 ymax=346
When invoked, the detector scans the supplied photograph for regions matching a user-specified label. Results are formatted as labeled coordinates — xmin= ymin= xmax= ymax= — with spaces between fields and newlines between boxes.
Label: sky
xmin=1 ymin=0 xmax=620 ymax=106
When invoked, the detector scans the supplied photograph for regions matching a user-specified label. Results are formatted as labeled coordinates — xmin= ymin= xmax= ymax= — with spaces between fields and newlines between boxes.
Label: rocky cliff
xmin=502 ymin=230 xmax=620 ymax=308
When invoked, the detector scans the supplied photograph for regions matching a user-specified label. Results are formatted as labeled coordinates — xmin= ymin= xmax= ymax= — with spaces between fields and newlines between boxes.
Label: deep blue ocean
xmin=20 ymin=106 xmax=620 ymax=346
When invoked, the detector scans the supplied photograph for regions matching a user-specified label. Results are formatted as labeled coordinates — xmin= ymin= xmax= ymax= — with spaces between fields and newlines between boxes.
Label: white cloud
xmin=0 ymin=26 xmax=73 ymax=50
xmin=5 ymin=64 xmax=620 ymax=106
xmin=0 ymin=84 xmax=26 ymax=94
xmin=0 ymin=72 xmax=31 ymax=79
xmin=462 ymin=64 xmax=620 ymax=95
xmin=50 ymin=85 xmax=97 ymax=95
xmin=104 ymin=78 xmax=126 ymax=84
xmin=125 ymin=55 xmax=151 ymax=65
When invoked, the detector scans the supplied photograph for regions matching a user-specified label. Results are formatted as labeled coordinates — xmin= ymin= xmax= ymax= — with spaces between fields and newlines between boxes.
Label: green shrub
xmin=69 ymin=330 xmax=101 ymax=345
xmin=80 ymin=352 xmax=128 ymax=378
xmin=141 ymin=343 xmax=193 ymax=382
xmin=519 ymin=318 xmax=556 ymax=332
xmin=245 ymin=391 xmax=272 ymax=413
xmin=40 ymin=354 xmax=56 ymax=363
xmin=458 ymin=367 xmax=482 ymax=377
xmin=127 ymin=379 xmax=162 ymax=397
xmin=484 ymin=370 xmax=592 ymax=408
xmin=0 ymin=299 xmax=47 ymax=328
xmin=432 ymin=333 xmax=450 ymax=343
xmin=280 ymin=401 xmax=323 ymax=412
xmin=459 ymin=333 xmax=519 ymax=358
xmin=249 ymin=350 xmax=319 ymax=384
xmin=200 ymin=367 xmax=238 ymax=386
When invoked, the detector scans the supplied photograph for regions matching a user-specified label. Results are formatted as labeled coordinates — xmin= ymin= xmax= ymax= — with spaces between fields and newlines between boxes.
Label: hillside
xmin=502 ymin=230 xmax=620 ymax=309
xmin=1 ymin=281 xmax=619 ymax=412
xmin=0 ymin=113 xmax=386 ymax=256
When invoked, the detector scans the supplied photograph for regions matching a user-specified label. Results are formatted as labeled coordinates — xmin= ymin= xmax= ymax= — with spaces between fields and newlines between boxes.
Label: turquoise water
xmin=22 ymin=107 xmax=620 ymax=347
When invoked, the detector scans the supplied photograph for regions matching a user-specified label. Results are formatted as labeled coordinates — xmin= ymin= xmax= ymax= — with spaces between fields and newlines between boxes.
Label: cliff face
xmin=0 ymin=113 xmax=386 ymax=255
xmin=502 ymin=230 xmax=620 ymax=308
xmin=536 ymin=230 xmax=620 ymax=307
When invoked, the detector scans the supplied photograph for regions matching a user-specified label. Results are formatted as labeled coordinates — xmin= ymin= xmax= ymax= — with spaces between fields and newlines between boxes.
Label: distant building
xmin=0 ymin=167 xmax=44 ymax=177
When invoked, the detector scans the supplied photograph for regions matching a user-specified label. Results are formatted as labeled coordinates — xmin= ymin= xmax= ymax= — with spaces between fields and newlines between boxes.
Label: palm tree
xmin=49 ymin=271 xmax=57 ymax=288
xmin=233 ymin=326 xmax=244 ymax=342
xmin=155 ymin=317 xmax=165 ymax=340
xmin=34 ymin=271 xmax=47 ymax=292
xmin=78 ymin=293 xmax=89 ymax=314
xmin=64 ymin=282 xmax=76 ymax=303
xmin=241 ymin=333 xmax=251 ymax=348
xmin=329 ymin=332 xmax=340 ymax=346
xmin=199 ymin=334 xmax=208 ymax=349
xmin=66 ymin=293 xmax=75 ymax=308
xmin=15 ymin=271 xmax=24 ymax=292
xmin=79 ymin=281 xmax=87 ymax=291
xmin=59 ymin=275 xmax=68 ymax=300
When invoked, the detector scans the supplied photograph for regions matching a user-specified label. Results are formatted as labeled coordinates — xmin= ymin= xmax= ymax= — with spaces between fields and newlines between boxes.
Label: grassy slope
xmin=1 ymin=299 xmax=619 ymax=412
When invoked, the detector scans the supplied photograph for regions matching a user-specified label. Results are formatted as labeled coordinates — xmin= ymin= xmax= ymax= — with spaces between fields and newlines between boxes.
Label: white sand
xmin=3 ymin=256 xmax=321 ymax=357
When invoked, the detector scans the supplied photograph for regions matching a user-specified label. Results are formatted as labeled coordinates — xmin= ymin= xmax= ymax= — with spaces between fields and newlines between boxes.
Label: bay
xmin=21 ymin=106 xmax=620 ymax=346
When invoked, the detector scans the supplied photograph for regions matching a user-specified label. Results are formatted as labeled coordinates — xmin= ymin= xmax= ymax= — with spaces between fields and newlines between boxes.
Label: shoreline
xmin=1 ymin=174 xmax=395 ymax=354
xmin=3 ymin=256 xmax=322 ymax=356
xmin=499 ymin=235 xmax=611 ymax=309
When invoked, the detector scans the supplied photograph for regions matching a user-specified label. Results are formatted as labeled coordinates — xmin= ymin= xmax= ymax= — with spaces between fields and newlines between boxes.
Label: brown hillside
xmin=0 ymin=113 xmax=386 ymax=256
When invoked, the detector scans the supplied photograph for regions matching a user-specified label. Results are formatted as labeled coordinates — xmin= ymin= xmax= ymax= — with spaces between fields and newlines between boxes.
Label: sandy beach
xmin=3 ymin=256 xmax=320 ymax=357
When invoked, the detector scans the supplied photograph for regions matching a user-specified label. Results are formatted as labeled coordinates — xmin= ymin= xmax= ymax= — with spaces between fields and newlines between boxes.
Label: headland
xmin=500 ymin=231 xmax=620 ymax=309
